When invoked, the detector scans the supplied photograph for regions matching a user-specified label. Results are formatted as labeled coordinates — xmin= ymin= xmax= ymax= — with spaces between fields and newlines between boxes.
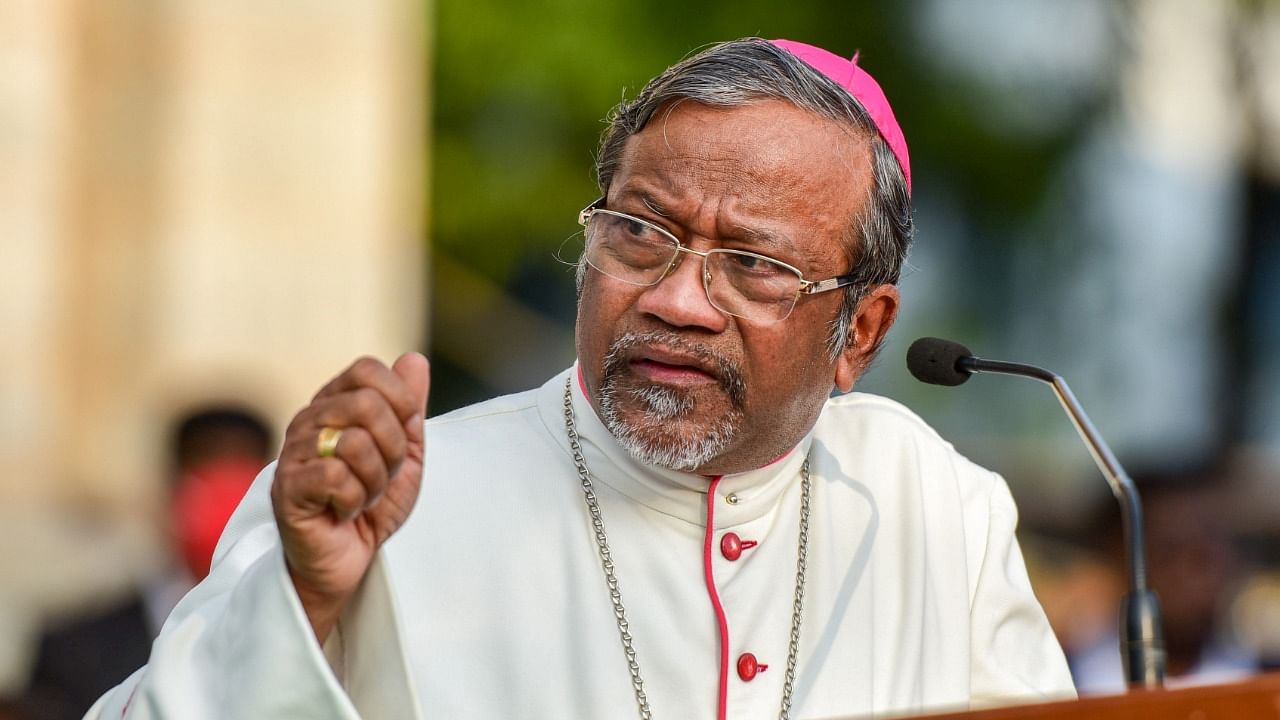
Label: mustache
xmin=602 ymin=330 xmax=747 ymax=410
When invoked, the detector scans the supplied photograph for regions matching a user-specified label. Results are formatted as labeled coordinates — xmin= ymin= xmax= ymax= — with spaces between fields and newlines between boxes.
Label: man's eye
xmin=729 ymin=253 xmax=781 ymax=274
xmin=623 ymin=219 xmax=659 ymax=240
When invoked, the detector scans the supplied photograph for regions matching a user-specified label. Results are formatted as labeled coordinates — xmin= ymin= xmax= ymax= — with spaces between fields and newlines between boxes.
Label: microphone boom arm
xmin=960 ymin=355 xmax=1166 ymax=688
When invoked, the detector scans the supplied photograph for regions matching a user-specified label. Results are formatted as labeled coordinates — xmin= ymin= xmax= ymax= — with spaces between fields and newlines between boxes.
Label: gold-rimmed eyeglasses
xmin=578 ymin=198 xmax=861 ymax=323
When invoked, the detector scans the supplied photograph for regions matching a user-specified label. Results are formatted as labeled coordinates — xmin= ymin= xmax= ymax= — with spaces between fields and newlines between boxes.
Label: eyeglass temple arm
xmin=801 ymin=272 xmax=861 ymax=294
xmin=578 ymin=197 xmax=607 ymax=225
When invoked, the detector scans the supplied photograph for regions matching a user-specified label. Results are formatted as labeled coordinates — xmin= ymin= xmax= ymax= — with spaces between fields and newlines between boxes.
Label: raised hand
xmin=270 ymin=352 xmax=430 ymax=641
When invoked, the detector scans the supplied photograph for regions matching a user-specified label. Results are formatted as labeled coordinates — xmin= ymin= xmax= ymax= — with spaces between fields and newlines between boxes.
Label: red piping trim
xmin=121 ymin=683 xmax=138 ymax=716
xmin=703 ymin=475 xmax=729 ymax=720
xmin=760 ymin=444 xmax=796 ymax=468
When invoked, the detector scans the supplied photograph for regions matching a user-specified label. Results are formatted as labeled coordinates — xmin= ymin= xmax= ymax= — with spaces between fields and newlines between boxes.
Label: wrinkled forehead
xmin=611 ymin=99 xmax=873 ymax=234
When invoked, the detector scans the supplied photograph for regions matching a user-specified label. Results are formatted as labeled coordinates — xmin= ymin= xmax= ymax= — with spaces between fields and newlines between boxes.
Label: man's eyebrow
xmin=611 ymin=188 xmax=672 ymax=218
xmin=732 ymin=223 xmax=796 ymax=254
xmin=618 ymin=188 xmax=799 ymax=254
xmin=639 ymin=193 xmax=672 ymax=218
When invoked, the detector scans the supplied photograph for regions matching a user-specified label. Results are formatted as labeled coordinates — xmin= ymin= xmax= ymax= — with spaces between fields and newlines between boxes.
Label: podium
xmin=916 ymin=674 xmax=1280 ymax=719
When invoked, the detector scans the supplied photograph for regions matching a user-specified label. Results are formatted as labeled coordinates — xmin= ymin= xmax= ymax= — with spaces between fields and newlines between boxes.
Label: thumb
xmin=392 ymin=351 xmax=431 ymax=417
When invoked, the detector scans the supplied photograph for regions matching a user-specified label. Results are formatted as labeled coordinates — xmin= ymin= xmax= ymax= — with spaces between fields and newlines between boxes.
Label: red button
xmin=737 ymin=653 xmax=768 ymax=681
xmin=720 ymin=532 xmax=758 ymax=561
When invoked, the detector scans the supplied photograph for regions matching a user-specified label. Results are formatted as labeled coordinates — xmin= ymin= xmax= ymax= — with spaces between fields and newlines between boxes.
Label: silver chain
xmin=779 ymin=453 xmax=810 ymax=720
xmin=562 ymin=379 xmax=810 ymax=720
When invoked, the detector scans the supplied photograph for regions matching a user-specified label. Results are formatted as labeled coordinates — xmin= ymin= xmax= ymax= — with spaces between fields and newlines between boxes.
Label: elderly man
xmin=92 ymin=38 xmax=1074 ymax=719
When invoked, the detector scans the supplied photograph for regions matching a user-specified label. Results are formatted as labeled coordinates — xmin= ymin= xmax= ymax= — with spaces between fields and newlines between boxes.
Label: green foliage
xmin=430 ymin=1 xmax=1084 ymax=286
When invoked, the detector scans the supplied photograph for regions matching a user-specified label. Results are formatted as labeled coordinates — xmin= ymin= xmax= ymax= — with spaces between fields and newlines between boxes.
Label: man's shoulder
xmin=419 ymin=386 xmax=563 ymax=472
xmin=422 ymin=370 xmax=573 ymax=452
xmin=819 ymin=391 xmax=950 ymax=444
xmin=426 ymin=387 xmax=541 ymax=429
xmin=817 ymin=391 xmax=999 ymax=488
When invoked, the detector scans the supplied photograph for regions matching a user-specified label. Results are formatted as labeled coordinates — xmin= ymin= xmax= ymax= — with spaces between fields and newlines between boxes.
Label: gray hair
xmin=589 ymin=37 xmax=914 ymax=361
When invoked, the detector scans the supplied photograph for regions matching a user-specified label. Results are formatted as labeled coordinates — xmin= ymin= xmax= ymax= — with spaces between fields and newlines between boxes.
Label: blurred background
xmin=3 ymin=0 xmax=1280 ymax=715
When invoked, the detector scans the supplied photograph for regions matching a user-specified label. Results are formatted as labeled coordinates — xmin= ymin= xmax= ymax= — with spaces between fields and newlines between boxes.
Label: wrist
xmin=286 ymin=565 xmax=351 ymax=643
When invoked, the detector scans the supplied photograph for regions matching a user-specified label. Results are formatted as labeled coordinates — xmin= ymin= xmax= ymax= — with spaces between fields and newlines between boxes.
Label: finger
xmin=312 ymin=356 xmax=386 ymax=400
xmin=329 ymin=425 xmax=389 ymax=506
xmin=313 ymin=356 xmax=421 ymax=422
xmin=323 ymin=462 xmax=370 ymax=520
xmin=392 ymin=352 xmax=430 ymax=415
xmin=311 ymin=388 xmax=408 ymax=466
xmin=392 ymin=353 xmax=429 ymax=447
xmin=280 ymin=405 xmax=330 ymax=465
xmin=284 ymin=457 xmax=368 ymax=520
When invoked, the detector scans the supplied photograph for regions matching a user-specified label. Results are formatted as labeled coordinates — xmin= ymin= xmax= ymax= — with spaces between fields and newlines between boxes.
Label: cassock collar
xmin=535 ymin=364 xmax=813 ymax=528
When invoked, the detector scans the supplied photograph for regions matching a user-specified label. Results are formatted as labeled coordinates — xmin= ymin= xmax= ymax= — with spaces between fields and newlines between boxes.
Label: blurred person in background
xmin=1019 ymin=534 xmax=1124 ymax=682
xmin=8 ymin=408 xmax=271 ymax=720
xmin=1068 ymin=467 xmax=1258 ymax=693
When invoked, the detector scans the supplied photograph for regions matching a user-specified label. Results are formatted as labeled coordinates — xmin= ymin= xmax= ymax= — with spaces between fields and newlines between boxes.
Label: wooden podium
xmin=916 ymin=674 xmax=1280 ymax=719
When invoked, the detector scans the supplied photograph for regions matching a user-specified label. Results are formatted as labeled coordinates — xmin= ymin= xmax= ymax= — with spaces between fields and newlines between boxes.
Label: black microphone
xmin=906 ymin=337 xmax=1166 ymax=690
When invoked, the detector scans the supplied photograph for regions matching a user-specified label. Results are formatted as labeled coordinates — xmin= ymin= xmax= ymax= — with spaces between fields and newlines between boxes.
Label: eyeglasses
xmin=578 ymin=199 xmax=861 ymax=323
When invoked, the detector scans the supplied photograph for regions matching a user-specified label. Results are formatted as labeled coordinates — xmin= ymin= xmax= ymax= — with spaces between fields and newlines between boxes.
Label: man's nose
xmin=633 ymin=248 xmax=728 ymax=331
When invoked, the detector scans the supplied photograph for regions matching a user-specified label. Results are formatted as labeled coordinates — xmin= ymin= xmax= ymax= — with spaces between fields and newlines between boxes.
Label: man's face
xmin=576 ymin=99 xmax=898 ymax=475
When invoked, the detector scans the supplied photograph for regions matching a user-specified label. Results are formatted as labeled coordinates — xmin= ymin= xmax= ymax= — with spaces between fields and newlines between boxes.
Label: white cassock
xmin=90 ymin=366 xmax=1076 ymax=719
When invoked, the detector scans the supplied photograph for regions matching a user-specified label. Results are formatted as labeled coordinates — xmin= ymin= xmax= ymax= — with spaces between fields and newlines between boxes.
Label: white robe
xmin=90 ymin=366 xmax=1076 ymax=719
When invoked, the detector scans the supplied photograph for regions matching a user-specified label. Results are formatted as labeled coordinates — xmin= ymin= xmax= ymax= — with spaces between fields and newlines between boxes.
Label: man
xmin=92 ymin=38 xmax=1074 ymax=719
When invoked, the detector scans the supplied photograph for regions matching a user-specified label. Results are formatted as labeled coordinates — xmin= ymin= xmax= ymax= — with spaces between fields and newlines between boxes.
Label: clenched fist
xmin=270 ymin=352 xmax=430 ymax=641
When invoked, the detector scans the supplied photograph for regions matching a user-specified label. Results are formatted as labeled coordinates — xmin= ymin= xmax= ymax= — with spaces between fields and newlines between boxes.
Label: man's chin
xmin=599 ymin=384 xmax=742 ymax=472
xmin=607 ymin=420 xmax=734 ymax=472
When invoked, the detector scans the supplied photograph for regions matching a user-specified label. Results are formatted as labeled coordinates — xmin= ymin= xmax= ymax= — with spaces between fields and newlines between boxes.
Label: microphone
xmin=906 ymin=337 xmax=1166 ymax=689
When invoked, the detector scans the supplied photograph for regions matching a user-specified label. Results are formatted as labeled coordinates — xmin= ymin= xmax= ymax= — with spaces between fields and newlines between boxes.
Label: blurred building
xmin=0 ymin=0 xmax=426 ymax=691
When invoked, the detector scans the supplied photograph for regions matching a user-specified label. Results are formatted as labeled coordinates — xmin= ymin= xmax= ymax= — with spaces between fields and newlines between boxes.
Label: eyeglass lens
xmin=585 ymin=211 xmax=802 ymax=322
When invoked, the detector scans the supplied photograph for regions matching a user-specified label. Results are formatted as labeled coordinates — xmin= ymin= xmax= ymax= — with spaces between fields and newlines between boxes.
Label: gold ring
xmin=317 ymin=427 xmax=343 ymax=459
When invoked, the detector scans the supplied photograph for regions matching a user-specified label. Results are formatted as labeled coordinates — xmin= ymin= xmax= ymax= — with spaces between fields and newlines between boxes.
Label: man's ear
xmin=834 ymin=284 xmax=900 ymax=393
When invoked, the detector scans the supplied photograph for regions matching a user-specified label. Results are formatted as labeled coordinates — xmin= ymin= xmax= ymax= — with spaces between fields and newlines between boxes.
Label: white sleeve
xmin=86 ymin=462 xmax=420 ymax=719
xmin=967 ymin=472 xmax=1078 ymax=707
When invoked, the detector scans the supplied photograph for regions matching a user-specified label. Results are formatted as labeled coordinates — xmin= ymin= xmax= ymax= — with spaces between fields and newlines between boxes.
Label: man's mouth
xmin=629 ymin=349 xmax=720 ymax=385
xmin=602 ymin=330 xmax=748 ymax=411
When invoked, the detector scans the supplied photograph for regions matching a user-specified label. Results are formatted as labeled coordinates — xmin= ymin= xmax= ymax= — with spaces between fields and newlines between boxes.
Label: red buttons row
xmin=722 ymin=534 xmax=764 ymax=682
xmin=720 ymin=532 xmax=758 ymax=561
xmin=737 ymin=652 xmax=768 ymax=681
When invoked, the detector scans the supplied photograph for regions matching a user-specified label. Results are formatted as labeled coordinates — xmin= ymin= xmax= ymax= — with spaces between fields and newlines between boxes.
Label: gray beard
xmin=597 ymin=332 xmax=745 ymax=472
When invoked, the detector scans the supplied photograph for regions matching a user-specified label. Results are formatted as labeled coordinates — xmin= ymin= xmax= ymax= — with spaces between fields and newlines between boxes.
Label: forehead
xmin=611 ymin=99 xmax=873 ymax=257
